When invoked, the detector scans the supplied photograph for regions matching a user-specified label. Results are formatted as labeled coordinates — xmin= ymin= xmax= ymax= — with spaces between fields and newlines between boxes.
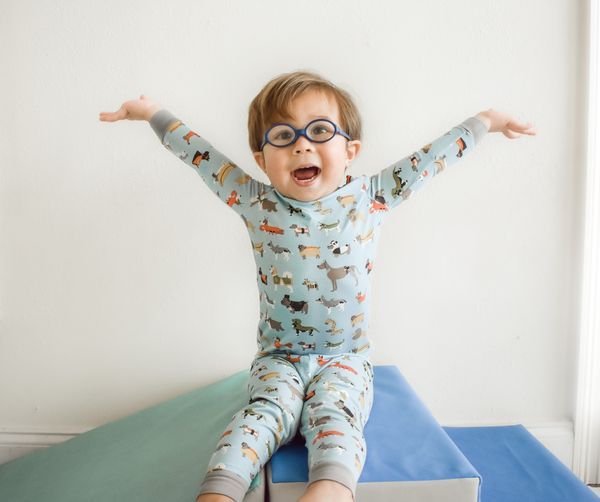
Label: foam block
xmin=444 ymin=425 xmax=599 ymax=502
xmin=267 ymin=365 xmax=481 ymax=501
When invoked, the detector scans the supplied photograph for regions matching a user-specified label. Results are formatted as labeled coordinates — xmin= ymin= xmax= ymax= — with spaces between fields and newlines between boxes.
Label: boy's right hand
xmin=99 ymin=95 xmax=163 ymax=123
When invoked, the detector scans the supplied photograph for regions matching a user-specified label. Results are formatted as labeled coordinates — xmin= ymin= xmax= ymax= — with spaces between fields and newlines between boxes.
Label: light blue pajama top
xmin=150 ymin=111 xmax=487 ymax=360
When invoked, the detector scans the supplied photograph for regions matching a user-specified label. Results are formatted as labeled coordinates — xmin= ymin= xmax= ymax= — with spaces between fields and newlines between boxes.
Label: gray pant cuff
xmin=196 ymin=469 xmax=250 ymax=502
xmin=308 ymin=461 xmax=357 ymax=498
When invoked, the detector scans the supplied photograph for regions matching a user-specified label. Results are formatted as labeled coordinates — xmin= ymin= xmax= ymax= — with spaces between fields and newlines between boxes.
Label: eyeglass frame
xmin=259 ymin=118 xmax=353 ymax=151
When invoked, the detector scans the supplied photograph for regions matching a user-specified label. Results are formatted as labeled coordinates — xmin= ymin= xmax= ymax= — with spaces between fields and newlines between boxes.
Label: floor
xmin=591 ymin=485 xmax=600 ymax=496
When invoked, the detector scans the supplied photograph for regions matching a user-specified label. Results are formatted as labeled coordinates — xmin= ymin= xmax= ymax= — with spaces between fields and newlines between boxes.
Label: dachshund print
xmin=318 ymin=220 xmax=341 ymax=234
xmin=212 ymin=161 xmax=236 ymax=186
xmin=291 ymin=318 xmax=319 ymax=335
xmin=258 ymin=371 xmax=280 ymax=381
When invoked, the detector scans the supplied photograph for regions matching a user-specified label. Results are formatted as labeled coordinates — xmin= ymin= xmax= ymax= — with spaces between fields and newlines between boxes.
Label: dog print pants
xmin=196 ymin=352 xmax=375 ymax=501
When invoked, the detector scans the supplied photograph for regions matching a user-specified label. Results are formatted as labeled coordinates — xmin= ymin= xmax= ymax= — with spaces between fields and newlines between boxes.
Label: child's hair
xmin=248 ymin=70 xmax=362 ymax=153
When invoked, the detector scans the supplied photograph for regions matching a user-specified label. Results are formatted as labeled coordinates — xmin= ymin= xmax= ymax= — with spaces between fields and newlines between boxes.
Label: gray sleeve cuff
xmin=149 ymin=109 xmax=180 ymax=142
xmin=459 ymin=116 xmax=489 ymax=146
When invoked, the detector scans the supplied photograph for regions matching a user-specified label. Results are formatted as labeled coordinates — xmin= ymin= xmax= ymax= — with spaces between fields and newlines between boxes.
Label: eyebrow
xmin=274 ymin=115 xmax=332 ymax=125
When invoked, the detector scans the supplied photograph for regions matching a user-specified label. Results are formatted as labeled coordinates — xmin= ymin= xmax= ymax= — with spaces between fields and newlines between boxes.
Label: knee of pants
xmin=241 ymin=396 xmax=302 ymax=450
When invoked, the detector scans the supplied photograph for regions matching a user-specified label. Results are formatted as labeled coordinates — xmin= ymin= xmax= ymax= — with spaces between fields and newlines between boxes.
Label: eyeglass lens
xmin=267 ymin=120 xmax=336 ymax=146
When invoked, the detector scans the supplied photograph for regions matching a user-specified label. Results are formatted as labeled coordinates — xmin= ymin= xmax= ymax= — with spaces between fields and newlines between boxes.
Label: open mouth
xmin=292 ymin=166 xmax=321 ymax=184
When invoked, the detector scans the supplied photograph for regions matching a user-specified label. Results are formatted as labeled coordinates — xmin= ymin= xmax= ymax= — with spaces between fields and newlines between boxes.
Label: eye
xmin=275 ymin=131 xmax=293 ymax=140
xmin=309 ymin=122 xmax=334 ymax=137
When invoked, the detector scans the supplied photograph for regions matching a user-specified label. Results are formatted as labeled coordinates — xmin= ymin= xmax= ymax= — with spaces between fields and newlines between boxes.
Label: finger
xmin=508 ymin=124 xmax=537 ymax=136
xmin=98 ymin=111 xmax=120 ymax=122
xmin=504 ymin=129 xmax=522 ymax=139
xmin=99 ymin=106 xmax=128 ymax=122
xmin=507 ymin=119 xmax=533 ymax=130
xmin=518 ymin=127 xmax=537 ymax=136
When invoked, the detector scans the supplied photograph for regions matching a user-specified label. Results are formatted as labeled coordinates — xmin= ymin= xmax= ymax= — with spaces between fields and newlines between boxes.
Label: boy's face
xmin=253 ymin=89 xmax=361 ymax=202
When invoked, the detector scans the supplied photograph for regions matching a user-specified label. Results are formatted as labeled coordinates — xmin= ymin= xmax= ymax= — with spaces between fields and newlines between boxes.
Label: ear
xmin=345 ymin=140 xmax=362 ymax=166
xmin=253 ymin=151 xmax=267 ymax=173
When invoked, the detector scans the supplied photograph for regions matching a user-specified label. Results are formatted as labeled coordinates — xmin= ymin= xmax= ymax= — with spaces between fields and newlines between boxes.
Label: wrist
xmin=145 ymin=104 xmax=163 ymax=122
xmin=475 ymin=111 xmax=492 ymax=131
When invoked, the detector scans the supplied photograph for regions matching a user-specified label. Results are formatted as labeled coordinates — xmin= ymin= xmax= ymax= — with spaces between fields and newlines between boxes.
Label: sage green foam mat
xmin=0 ymin=369 xmax=267 ymax=501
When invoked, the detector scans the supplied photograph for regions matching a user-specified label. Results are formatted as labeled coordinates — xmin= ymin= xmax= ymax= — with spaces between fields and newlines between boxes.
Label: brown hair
xmin=248 ymin=70 xmax=362 ymax=153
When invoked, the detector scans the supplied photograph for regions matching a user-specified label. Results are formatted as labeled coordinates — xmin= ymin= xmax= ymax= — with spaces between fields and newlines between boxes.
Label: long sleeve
xmin=368 ymin=117 xmax=488 ymax=211
xmin=149 ymin=109 xmax=267 ymax=216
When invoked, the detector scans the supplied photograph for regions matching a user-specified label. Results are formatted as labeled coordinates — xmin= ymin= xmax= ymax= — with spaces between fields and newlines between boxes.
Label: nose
xmin=293 ymin=134 xmax=314 ymax=153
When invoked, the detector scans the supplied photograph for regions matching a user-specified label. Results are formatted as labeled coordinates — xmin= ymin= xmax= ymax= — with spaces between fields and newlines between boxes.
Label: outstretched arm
xmin=368 ymin=109 xmax=536 ymax=211
xmin=99 ymin=95 xmax=266 ymax=216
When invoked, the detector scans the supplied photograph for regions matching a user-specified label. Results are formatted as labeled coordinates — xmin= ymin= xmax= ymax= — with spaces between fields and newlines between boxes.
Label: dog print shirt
xmin=150 ymin=110 xmax=487 ymax=360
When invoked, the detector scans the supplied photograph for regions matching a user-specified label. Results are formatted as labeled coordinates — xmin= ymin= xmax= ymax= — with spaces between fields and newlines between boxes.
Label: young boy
xmin=99 ymin=70 xmax=536 ymax=502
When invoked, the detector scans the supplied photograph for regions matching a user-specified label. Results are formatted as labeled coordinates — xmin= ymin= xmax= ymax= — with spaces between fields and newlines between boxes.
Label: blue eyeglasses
xmin=260 ymin=118 xmax=352 ymax=151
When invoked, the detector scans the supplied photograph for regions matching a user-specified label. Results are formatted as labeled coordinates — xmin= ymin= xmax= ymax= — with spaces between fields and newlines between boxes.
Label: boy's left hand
xmin=475 ymin=109 xmax=537 ymax=139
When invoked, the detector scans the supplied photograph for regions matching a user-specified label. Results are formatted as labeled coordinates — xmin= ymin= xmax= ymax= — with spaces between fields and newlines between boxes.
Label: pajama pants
xmin=196 ymin=352 xmax=375 ymax=501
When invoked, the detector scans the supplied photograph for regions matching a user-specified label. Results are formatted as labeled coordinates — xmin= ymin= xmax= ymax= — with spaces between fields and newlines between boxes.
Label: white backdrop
xmin=0 ymin=0 xmax=587 ymax=436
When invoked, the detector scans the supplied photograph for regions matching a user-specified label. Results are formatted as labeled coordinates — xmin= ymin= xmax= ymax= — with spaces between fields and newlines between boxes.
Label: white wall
xmin=0 ymin=0 xmax=587 ymax=441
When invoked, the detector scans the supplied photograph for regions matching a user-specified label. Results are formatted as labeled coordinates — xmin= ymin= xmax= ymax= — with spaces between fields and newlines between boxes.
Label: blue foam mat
xmin=444 ymin=425 xmax=599 ymax=502
xmin=270 ymin=365 xmax=481 ymax=488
